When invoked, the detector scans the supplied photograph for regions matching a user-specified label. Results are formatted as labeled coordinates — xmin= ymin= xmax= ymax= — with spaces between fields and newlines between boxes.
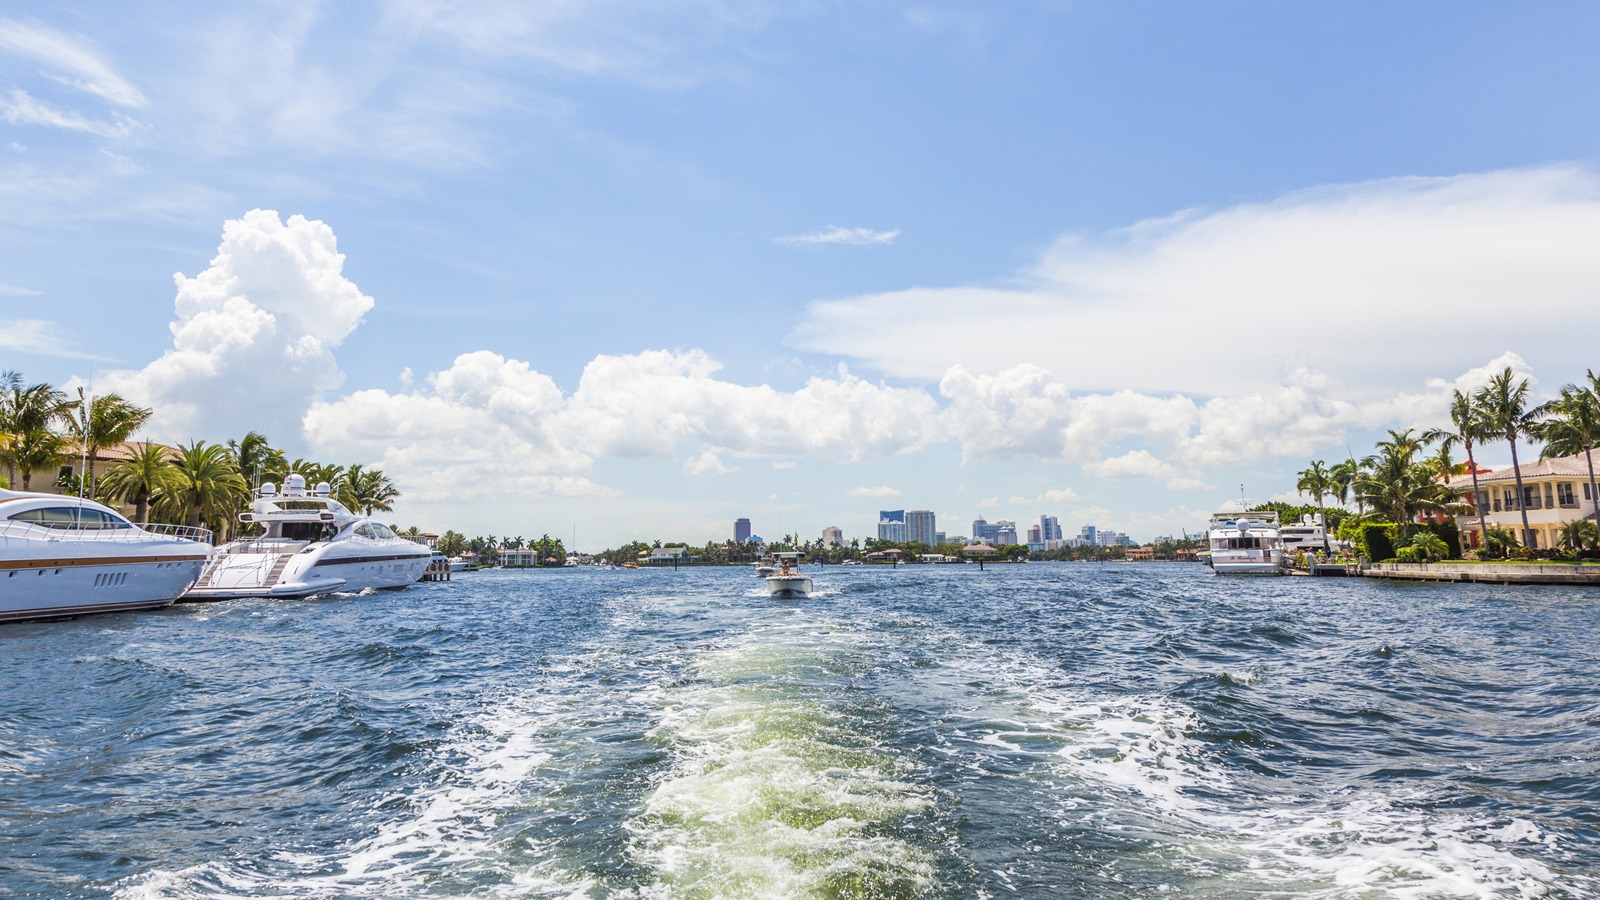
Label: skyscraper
xmin=1040 ymin=515 xmax=1062 ymax=542
xmin=906 ymin=509 xmax=937 ymax=546
xmin=821 ymin=525 xmax=843 ymax=548
xmin=877 ymin=509 xmax=907 ymax=542
xmin=734 ymin=517 xmax=751 ymax=543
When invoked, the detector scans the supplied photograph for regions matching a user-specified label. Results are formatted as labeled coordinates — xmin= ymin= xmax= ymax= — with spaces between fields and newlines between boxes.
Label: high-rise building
xmin=1079 ymin=525 xmax=1097 ymax=545
xmin=734 ymin=517 xmax=751 ymax=543
xmin=906 ymin=509 xmax=937 ymax=546
xmin=878 ymin=509 xmax=907 ymax=542
xmin=971 ymin=517 xmax=1002 ymax=544
xmin=1028 ymin=524 xmax=1043 ymax=543
xmin=1040 ymin=515 xmax=1062 ymax=542
xmin=821 ymin=525 xmax=843 ymax=549
xmin=995 ymin=520 xmax=1018 ymax=545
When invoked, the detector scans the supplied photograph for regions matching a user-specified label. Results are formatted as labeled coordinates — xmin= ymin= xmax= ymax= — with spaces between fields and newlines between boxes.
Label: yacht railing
xmin=0 ymin=519 xmax=213 ymax=545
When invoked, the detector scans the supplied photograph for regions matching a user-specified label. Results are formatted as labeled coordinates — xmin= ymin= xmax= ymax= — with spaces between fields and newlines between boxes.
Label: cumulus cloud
xmin=556 ymin=352 xmax=940 ymax=461
xmin=101 ymin=209 xmax=373 ymax=443
xmin=849 ymin=486 xmax=902 ymax=498
xmin=304 ymin=351 xmax=603 ymax=503
xmin=777 ymin=226 xmax=901 ymax=247
xmin=793 ymin=166 xmax=1600 ymax=396
xmin=684 ymin=450 xmax=734 ymax=476
xmin=1038 ymin=487 xmax=1079 ymax=503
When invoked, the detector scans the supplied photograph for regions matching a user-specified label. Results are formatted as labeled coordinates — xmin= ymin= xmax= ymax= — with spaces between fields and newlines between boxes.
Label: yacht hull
xmin=185 ymin=545 xmax=430 ymax=601
xmin=1 ymin=557 xmax=206 ymax=621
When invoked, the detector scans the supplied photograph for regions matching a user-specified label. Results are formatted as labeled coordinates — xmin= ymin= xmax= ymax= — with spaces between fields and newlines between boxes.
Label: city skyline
xmin=4 ymin=5 xmax=1598 ymax=548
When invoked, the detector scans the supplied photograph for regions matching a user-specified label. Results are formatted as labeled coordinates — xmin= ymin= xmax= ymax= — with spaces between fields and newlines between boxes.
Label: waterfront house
xmin=1447 ymin=450 xmax=1599 ymax=550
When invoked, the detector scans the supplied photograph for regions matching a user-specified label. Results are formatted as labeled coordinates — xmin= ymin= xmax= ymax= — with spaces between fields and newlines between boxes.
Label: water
xmin=1 ymin=564 xmax=1597 ymax=899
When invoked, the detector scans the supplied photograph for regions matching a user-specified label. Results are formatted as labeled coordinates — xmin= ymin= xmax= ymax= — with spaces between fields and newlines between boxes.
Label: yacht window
xmin=281 ymin=521 xmax=324 ymax=542
xmin=355 ymin=524 xmax=377 ymax=539
xmin=10 ymin=507 xmax=87 ymax=528
xmin=371 ymin=523 xmax=396 ymax=540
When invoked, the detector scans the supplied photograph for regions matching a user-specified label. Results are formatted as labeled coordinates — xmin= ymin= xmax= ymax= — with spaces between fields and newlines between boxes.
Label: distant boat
xmin=0 ymin=488 xmax=212 ymax=622
xmin=1206 ymin=511 xmax=1285 ymax=575
xmin=754 ymin=557 xmax=776 ymax=577
xmin=765 ymin=552 xmax=813 ymax=599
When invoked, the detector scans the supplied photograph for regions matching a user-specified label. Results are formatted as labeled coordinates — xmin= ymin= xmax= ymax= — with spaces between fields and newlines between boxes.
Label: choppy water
xmin=1 ymin=564 xmax=1597 ymax=899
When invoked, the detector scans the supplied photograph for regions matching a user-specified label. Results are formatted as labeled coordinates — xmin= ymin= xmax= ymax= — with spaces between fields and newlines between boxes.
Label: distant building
xmin=934 ymin=531 xmax=946 ymax=545
xmin=821 ymin=525 xmax=843 ymax=549
xmin=878 ymin=509 xmax=907 ymax=543
xmin=906 ymin=509 xmax=937 ymax=546
xmin=1040 ymin=515 xmax=1062 ymax=542
xmin=1078 ymin=525 xmax=1097 ymax=545
xmin=995 ymin=520 xmax=1018 ymax=545
xmin=972 ymin=517 xmax=1002 ymax=544
xmin=1027 ymin=524 xmax=1043 ymax=544
xmin=734 ymin=517 xmax=751 ymax=543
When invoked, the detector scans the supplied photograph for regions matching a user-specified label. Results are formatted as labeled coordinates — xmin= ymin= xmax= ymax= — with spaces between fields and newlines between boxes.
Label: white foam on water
xmin=915 ymin=628 xmax=1590 ymax=898
xmin=625 ymin=623 xmax=937 ymax=899
xmin=113 ymin=683 xmax=600 ymax=899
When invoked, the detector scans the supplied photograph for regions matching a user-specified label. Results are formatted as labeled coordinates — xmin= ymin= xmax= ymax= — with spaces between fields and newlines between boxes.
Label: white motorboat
xmin=764 ymin=552 xmax=813 ymax=599
xmin=1206 ymin=511 xmax=1286 ymax=575
xmin=185 ymin=475 xmax=431 ymax=600
xmin=0 ymin=488 xmax=212 ymax=623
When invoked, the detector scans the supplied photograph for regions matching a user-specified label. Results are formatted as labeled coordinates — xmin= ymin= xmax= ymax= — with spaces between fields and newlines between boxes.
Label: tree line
xmin=0 ymin=370 xmax=402 ymax=542
xmin=1290 ymin=366 xmax=1600 ymax=561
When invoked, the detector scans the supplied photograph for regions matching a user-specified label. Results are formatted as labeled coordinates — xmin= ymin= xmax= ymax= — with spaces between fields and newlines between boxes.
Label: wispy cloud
xmin=0 ymin=281 xmax=42 ymax=296
xmin=0 ymin=88 xmax=141 ymax=139
xmin=0 ymin=319 xmax=103 ymax=359
xmin=777 ymin=225 xmax=900 ymax=247
xmin=0 ymin=18 xmax=146 ymax=108
xmin=848 ymin=485 xmax=902 ymax=498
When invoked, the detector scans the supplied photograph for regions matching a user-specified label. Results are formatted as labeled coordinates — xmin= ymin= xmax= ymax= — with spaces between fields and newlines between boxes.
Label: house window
xmin=1504 ymin=489 xmax=1518 ymax=510
xmin=1476 ymin=490 xmax=1489 ymax=510
xmin=1545 ymin=483 xmax=1555 ymax=508
xmin=1587 ymin=482 xmax=1594 ymax=501
xmin=1558 ymin=483 xmax=1577 ymax=507
xmin=1523 ymin=485 xmax=1541 ymax=510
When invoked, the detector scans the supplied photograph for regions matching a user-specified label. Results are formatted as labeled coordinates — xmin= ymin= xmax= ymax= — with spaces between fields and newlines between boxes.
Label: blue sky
xmin=4 ymin=2 xmax=1599 ymax=548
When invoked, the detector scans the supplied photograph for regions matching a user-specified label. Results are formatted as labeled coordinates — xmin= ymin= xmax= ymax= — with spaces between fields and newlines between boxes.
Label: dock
xmin=1359 ymin=562 xmax=1600 ymax=586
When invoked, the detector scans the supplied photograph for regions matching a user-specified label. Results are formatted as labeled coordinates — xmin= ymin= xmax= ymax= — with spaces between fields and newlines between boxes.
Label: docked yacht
xmin=185 ymin=475 xmax=431 ymax=600
xmin=765 ymin=552 xmax=813 ymax=599
xmin=0 ymin=488 xmax=212 ymax=622
xmin=1280 ymin=513 xmax=1334 ymax=555
xmin=1206 ymin=511 xmax=1286 ymax=575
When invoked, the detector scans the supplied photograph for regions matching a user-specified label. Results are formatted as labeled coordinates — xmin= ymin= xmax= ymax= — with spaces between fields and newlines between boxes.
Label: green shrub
xmin=1359 ymin=523 xmax=1398 ymax=561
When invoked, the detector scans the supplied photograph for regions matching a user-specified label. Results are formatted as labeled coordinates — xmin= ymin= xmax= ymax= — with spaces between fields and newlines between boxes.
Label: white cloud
xmin=684 ymin=450 xmax=734 ymax=476
xmin=0 ymin=88 xmax=142 ymax=139
xmin=793 ymin=166 xmax=1600 ymax=396
xmin=556 ymin=353 xmax=940 ymax=461
xmin=772 ymin=461 xmax=797 ymax=470
xmin=0 ymin=319 xmax=101 ymax=359
xmin=777 ymin=226 xmax=901 ymax=247
xmin=101 ymin=209 xmax=373 ymax=444
xmin=1085 ymin=450 xmax=1178 ymax=480
xmin=848 ymin=486 xmax=902 ymax=498
xmin=1038 ymin=487 xmax=1078 ymax=503
xmin=0 ymin=18 xmax=146 ymax=108
xmin=0 ymin=281 xmax=42 ymax=296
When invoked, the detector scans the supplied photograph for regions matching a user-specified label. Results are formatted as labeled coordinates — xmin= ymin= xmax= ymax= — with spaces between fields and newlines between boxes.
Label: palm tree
xmin=98 ymin=443 xmax=179 ymax=524
xmin=1295 ymin=459 xmax=1334 ymax=552
xmin=67 ymin=390 xmax=153 ymax=499
xmin=1532 ymin=380 xmax=1600 ymax=528
xmin=1330 ymin=458 xmax=1362 ymax=515
xmin=1408 ymin=531 xmax=1449 ymax=562
xmin=1424 ymin=389 xmax=1493 ymax=555
xmin=1476 ymin=368 xmax=1539 ymax=548
xmin=157 ymin=440 xmax=248 ymax=533
xmin=228 ymin=431 xmax=288 ymax=493
xmin=1354 ymin=430 xmax=1464 ymax=542
xmin=1 ymin=373 xmax=73 ymax=491
xmin=337 ymin=464 xmax=400 ymax=516
xmin=290 ymin=459 xmax=346 ymax=491
xmin=1557 ymin=519 xmax=1598 ymax=555
xmin=437 ymin=530 xmax=466 ymax=558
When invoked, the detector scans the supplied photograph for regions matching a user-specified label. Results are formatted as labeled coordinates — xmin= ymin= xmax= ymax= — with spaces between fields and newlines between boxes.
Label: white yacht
xmin=1280 ymin=513 xmax=1335 ymax=555
xmin=1206 ymin=511 xmax=1286 ymax=575
xmin=765 ymin=552 xmax=813 ymax=599
xmin=0 ymin=488 xmax=212 ymax=623
xmin=185 ymin=475 xmax=431 ymax=600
